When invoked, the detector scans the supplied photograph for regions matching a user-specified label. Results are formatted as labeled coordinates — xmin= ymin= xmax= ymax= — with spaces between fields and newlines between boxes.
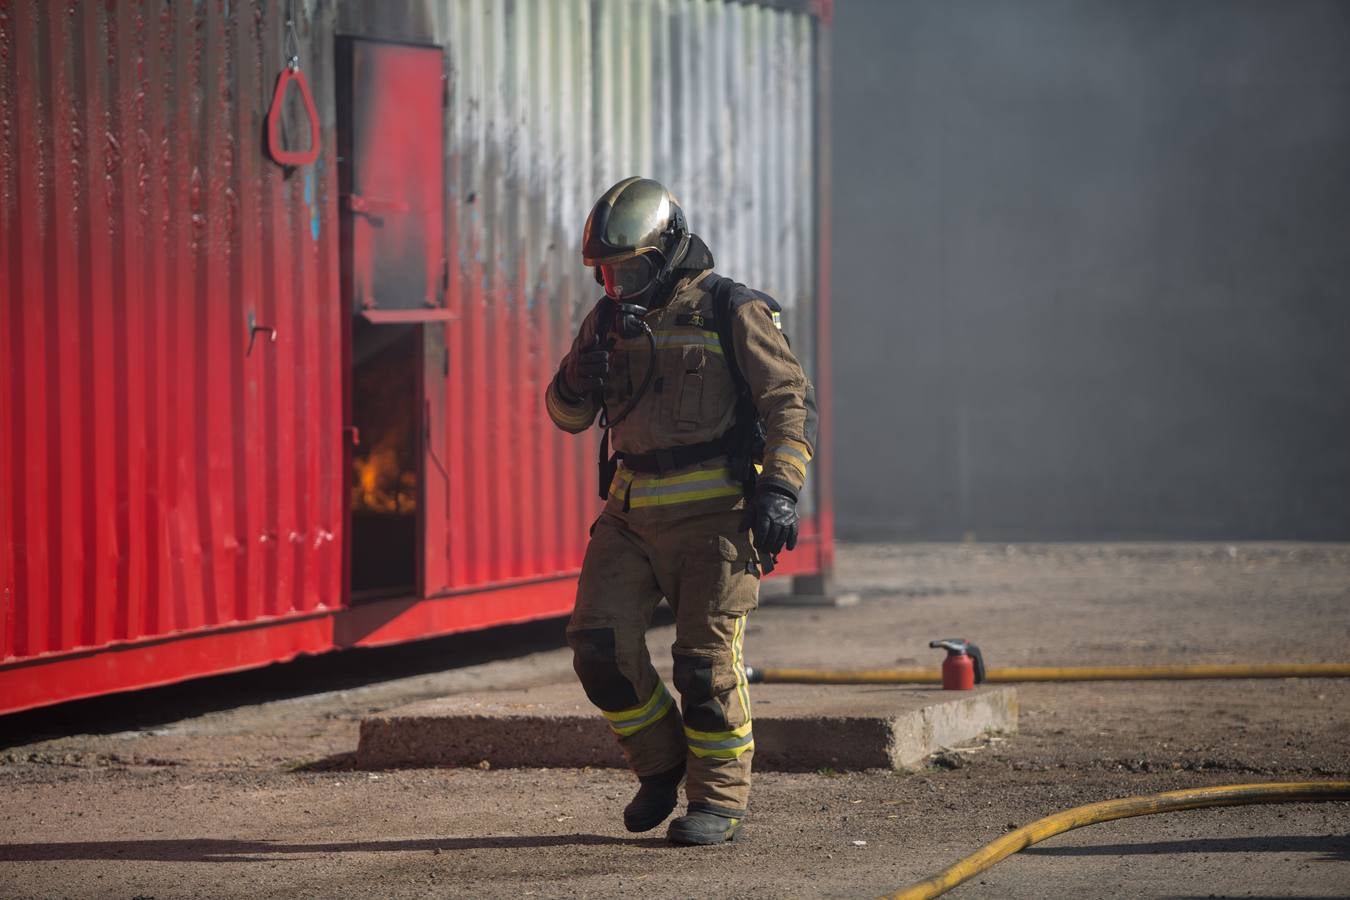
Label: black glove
xmin=561 ymin=347 xmax=610 ymax=398
xmin=748 ymin=485 xmax=798 ymax=557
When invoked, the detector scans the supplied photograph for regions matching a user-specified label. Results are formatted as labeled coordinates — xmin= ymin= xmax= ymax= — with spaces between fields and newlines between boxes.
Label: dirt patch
xmin=2 ymin=543 xmax=1348 ymax=898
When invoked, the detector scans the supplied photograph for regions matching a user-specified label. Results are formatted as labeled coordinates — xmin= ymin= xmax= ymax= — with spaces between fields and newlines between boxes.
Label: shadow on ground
xmin=0 ymin=834 xmax=670 ymax=862
xmin=1023 ymin=834 xmax=1350 ymax=862
xmin=0 ymin=609 xmax=675 ymax=748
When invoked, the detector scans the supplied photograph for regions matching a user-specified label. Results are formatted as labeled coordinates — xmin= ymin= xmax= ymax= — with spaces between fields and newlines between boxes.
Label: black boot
xmin=623 ymin=762 xmax=685 ymax=833
xmin=667 ymin=802 xmax=745 ymax=845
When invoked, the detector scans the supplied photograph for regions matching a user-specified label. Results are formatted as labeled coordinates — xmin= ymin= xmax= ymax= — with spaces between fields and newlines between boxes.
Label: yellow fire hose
xmin=884 ymin=781 xmax=1350 ymax=900
xmin=745 ymin=661 xmax=1350 ymax=894
xmin=746 ymin=662 xmax=1350 ymax=684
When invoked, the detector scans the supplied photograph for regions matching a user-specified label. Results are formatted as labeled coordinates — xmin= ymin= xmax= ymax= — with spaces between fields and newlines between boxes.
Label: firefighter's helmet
xmin=582 ymin=177 xmax=690 ymax=299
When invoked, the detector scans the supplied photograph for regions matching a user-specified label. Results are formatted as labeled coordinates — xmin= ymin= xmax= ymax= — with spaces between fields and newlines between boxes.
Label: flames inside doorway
xmin=350 ymin=320 xmax=419 ymax=598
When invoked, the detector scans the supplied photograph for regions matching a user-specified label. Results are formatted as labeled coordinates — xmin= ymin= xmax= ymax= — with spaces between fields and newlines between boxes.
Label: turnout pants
xmin=566 ymin=507 xmax=759 ymax=813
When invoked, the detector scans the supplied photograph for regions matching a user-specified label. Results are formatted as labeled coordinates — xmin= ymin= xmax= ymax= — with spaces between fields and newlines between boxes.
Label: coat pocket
xmin=700 ymin=348 xmax=736 ymax=425
xmin=675 ymin=346 xmax=706 ymax=432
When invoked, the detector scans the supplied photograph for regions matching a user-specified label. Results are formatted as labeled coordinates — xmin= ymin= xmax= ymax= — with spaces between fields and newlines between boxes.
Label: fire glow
xmin=352 ymin=442 xmax=417 ymax=514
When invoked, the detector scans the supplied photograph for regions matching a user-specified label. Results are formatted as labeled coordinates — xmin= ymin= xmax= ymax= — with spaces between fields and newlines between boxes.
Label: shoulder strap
xmin=704 ymin=273 xmax=768 ymax=494
xmin=706 ymin=273 xmax=782 ymax=396
xmin=705 ymin=274 xmax=745 ymax=396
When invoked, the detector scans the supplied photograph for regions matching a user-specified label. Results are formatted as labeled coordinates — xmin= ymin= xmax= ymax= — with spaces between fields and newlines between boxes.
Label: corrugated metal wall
xmin=0 ymin=0 xmax=344 ymax=663
xmin=427 ymin=0 xmax=820 ymax=587
xmin=1 ymin=0 xmax=822 ymax=672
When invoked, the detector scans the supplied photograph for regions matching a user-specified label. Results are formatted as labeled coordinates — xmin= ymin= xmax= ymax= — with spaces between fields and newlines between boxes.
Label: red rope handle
xmin=266 ymin=65 xmax=321 ymax=167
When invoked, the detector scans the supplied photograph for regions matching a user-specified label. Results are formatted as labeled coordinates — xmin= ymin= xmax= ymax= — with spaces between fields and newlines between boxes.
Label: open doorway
xmin=349 ymin=319 xmax=420 ymax=599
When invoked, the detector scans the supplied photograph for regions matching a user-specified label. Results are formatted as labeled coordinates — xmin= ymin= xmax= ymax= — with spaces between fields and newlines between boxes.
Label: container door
xmin=338 ymin=39 xmax=449 ymax=599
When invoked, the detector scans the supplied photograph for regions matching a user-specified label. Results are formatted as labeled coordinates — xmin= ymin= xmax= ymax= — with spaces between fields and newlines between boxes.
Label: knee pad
xmin=673 ymin=649 xmax=730 ymax=733
xmin=567 ymin=627 xmax=639 ymax=711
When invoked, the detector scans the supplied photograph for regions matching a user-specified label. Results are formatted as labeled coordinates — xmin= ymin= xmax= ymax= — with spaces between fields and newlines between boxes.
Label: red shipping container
xmin=0 ymin=0 xmax=833 ymax=715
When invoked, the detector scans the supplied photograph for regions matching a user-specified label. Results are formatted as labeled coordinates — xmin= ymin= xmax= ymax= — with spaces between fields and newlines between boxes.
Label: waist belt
xmin=620 ymin=439 xmax=727 ymax=475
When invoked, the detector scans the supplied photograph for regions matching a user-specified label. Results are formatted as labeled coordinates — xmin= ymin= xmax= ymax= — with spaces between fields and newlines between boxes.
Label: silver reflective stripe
xmin=604 ymin=683 xmax=675 ymax=737
xmin=687 ymin=731 xmax=754 ymax=753
xmin=769 ymin=443 xmax=811 ymax=467
xmin=611 ymin=693 xmax=673 ymax=734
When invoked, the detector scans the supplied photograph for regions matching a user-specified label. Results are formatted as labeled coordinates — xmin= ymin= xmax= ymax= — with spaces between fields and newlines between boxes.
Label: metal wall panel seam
xmin=237 ymin=0 xmax=265 ymax=627
xmin=572 ymin=0 xmax=595 ymax=568
xmin=487 ymin=0 xmax=509 ymax=582
xmin=221 ymin=0 xmax=246 ymax=624
xmin=145 ymin=0 xmax=171 ymax=640
xmin=266 ymin=0 xmax=298 ymax=619
xmin=296 ymin=3 xmax=324 ymax=614
xmin=454 ymin=0 xmax=473 ymax=586
xmin=651 ymin=0 xmax=671 ymax=195
xmin=532 ymin=0 xmax=558 ymax=575
xmin=317 ymin=1 xmax=343 ymax=613
xmin=811 ymin=13 xmax=833 ymax=565
xmin=511 ymin=0 xmax=532 ymax=580
xmin=555 ymin=0 xmax=582 ymax=570
xmin=727 ymin=1 xmax=746 ymax=282
xmin=524 ymin=0 xmax=549 ymax=576
xmin=113 ymin=1 xmax=145 ymax=645
xmin=47 ymin=0 xmax=81 ymax=655
xmin=258 ymin=0 xmax=285 ymax=620
xmin=0 ymin=0 xmax=20 ymax=662
xmin=443 ymin=0 xmax=467 ymax=589
xmin=195 ymin=0 xmax=228 ymax=632
xmin=287 ymin=1 xmax=313 ymax=614
xmin=21 ymin=0 xmax=46 ymax=654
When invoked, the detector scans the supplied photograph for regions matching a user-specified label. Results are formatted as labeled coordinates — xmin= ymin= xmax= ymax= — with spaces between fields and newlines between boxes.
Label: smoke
xmin=831 ymin=0 xmax=1350 ymax=540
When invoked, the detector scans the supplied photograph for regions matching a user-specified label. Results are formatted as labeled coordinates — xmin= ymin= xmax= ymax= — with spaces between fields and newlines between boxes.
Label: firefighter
xmin=544 ymin=176 xmax=818 ymax=845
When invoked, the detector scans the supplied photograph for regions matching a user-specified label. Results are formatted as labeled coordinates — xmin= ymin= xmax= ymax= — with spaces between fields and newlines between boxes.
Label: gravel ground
xmin=2 ymin=543 xmax=1348 ymax=899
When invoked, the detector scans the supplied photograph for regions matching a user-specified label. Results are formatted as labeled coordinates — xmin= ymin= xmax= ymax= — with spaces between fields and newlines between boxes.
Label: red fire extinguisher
xmin=928 ymin=638 xmax=986 ymax=690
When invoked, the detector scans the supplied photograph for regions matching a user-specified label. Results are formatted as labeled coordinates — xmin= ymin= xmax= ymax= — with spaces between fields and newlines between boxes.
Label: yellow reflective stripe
xmin=608 ymin=468 xmax=635 ymax=500
xmin=684 ymin=722 xmax=754 ymax=759
xmin=765 ymin=441 xmax=812 ymax=478
xmin=733 ymin=615 xmax=752 ymax=724
xmin=627 ymin=485 xmax=743 ymax=508
xmin=766 ymin=441 xmax=812 ymax=465
xmin=683 ymin=719 xmax=753 ymax=743
xmin=608 ymin=466 xmax=744 ymax=508
xmin=767 ymin=453 xmax=807 ymax=478
xmin=622 ymin=465 xmax=734 ymax=486
xmin=627 ymin=474 xmax=740 ymax=499
xmin=688 ymin=741 xmax=754 ymax=760
xmin=602 ymin=683 xmax=675 ymax=737
xmin=599 ymin=681 xmax=670 ymax=724
xmin=546 ymin=385 xmax=593 ymax=428
xmin=683 ymin=620 xmax=755 ymax=758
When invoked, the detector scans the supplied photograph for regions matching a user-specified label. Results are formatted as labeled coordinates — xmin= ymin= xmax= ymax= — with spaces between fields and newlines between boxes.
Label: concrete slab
xmin=356 ymin=682 xmax=1017 ymax=772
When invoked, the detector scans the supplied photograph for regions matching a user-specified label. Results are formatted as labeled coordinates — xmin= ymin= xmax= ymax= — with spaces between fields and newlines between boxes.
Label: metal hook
xmin=247 ymin=311 xmax=278 ymax=356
